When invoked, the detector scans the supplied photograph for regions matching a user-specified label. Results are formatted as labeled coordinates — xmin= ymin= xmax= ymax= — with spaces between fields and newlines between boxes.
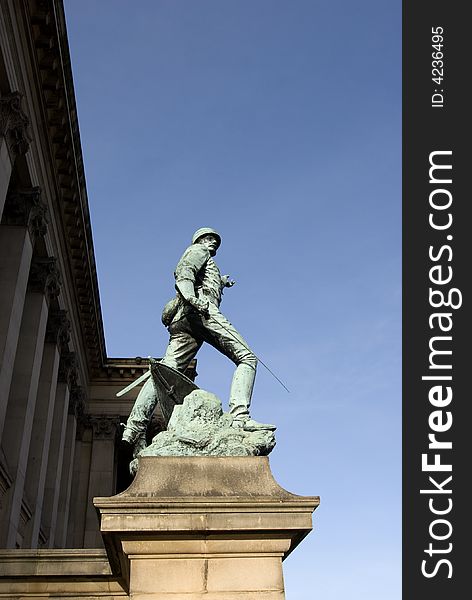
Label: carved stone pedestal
xmin=94 ymin=456 xmax=319 ymax=600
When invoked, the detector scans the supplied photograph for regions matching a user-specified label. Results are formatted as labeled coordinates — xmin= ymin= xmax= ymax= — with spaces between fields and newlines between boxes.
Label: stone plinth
xmin=94 ymin=456 xmax=319 ymax=600
xmin=0 ymin=549 xmax=126 ymax=598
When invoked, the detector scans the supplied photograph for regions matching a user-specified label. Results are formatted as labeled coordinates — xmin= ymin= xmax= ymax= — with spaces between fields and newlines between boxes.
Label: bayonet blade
xmin=116 ymin=369 xmax=151 ymax=397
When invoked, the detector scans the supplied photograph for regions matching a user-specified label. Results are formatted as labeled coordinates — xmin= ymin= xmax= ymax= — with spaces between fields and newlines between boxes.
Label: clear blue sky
xmin=64 ymin=1 xmax=401 ymax=598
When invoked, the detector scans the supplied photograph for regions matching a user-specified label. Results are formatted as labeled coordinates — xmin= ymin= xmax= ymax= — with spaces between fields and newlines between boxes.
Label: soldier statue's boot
xmin=242 ymin=418 xmax=276 ymax=432
xmin=231 ymin=416 xmax=276 ymax=432
xmin=122 ymin=428 xmax=148 ymax=458
xmin=229 ymin=363 xmax=275 ymax=431
xmin=122 ymin=429 xmax=133 ymax=444
xmin=132 ymin=432 xmax=148 ymax=459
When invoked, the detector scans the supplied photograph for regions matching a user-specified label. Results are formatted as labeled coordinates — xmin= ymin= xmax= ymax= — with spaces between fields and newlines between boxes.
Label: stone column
xmin=83 ymin=416 xmax=120 ymax=548
xmin=0 ymin=257 xmax=60 ymax=547
xmin=54 ymin=386 xmax=84 ymax=548
xmin=21 ymin=340 xmax=61 ymax=547
xmin=23 ymin=332 xmax=74 ymax=549
xmin=0 ymin=92 xmax=31 ymax=218
xmin=95 ymin=457 xmax=320 ymax=600
xmin=41 ymin=377 xmax=72 ymax=548
xmin=67 ymin=419 xmax=93 ymax=548
xmin=0 ymin=188 xmax=48 ymax=440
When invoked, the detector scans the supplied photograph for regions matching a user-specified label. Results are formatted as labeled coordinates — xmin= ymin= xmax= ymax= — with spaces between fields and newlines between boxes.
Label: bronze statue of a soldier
xmin=122 ymin=227 xmax=274 ymax=452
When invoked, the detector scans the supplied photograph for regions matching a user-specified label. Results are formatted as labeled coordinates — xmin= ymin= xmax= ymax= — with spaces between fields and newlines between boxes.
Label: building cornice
xmin=22 ymin=0 xmax=107 ymax=373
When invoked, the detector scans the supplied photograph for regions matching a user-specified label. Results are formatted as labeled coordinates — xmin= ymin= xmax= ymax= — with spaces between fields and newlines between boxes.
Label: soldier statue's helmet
xmin=192 ymin=227 xmax=221 ymax=248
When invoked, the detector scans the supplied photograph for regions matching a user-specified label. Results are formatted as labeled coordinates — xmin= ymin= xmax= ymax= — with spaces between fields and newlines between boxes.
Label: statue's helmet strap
xmin=192 ymin=227 xmax=221 ymax=247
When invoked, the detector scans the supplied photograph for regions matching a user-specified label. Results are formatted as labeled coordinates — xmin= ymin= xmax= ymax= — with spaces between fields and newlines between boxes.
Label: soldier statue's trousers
xmin=123 ymin=303 xmax=258 ymax=443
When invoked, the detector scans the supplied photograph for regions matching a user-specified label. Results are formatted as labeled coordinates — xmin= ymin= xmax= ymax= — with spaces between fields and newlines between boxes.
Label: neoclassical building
xmin=0 ymin=0 xmax=184 ymax=552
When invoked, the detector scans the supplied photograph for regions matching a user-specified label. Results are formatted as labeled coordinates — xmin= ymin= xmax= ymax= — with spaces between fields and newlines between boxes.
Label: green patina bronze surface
xmin=121 ymin=228 xmax=276 ymax=465
xmin=130 ymin=390 xmax=276 ymax=473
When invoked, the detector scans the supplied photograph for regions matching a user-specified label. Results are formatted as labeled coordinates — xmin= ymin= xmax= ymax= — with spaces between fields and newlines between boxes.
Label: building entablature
xmin=1 ymin=0 xmax=107 ymax=378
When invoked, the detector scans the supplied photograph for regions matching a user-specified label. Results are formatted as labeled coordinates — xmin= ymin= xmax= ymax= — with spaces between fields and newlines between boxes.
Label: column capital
xmin=28 ymin=256 xmax=61 ymax=301
xmin=89 ymin=415 xmax=121 ymax=440
xmin=0 ymin=92 xmax=31 ymax=158
xmin=1 ymin=187 xmax=49 ymax=241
